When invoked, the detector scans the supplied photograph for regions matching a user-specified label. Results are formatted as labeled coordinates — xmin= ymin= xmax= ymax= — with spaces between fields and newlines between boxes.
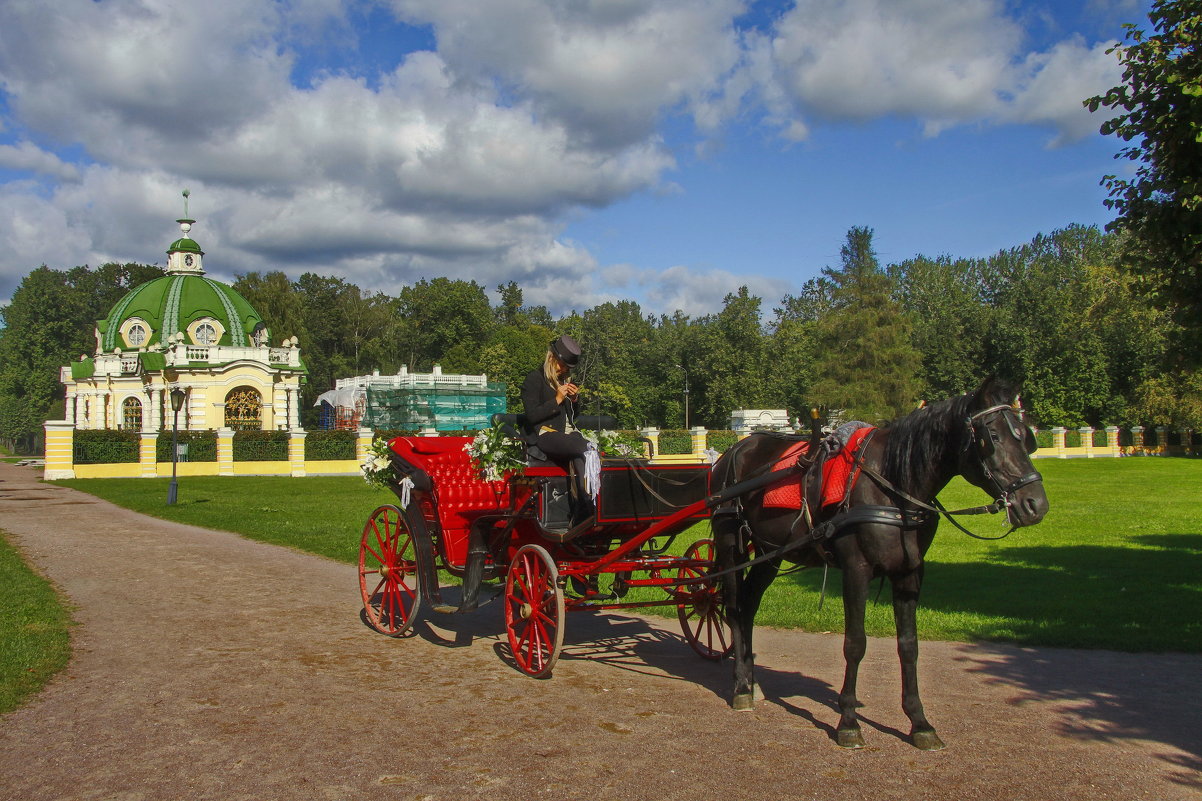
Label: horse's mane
xmin=879 ymin=391 xmax=976 ymax=487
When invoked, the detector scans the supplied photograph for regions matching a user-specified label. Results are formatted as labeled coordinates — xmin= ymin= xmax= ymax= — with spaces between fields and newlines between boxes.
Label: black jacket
xmin=521 ymin=368 xmax=578 ymax=439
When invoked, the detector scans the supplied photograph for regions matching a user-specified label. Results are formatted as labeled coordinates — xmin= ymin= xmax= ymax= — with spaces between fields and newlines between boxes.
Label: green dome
xmin=98 ymin=274 xmax=267 ymax=351
xmin=168 ymin=237 xmax=204 ymax=254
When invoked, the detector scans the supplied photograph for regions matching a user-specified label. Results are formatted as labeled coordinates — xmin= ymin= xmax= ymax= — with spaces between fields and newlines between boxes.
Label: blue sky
xmin=0 ymin=0 xmax=1147 ymax=317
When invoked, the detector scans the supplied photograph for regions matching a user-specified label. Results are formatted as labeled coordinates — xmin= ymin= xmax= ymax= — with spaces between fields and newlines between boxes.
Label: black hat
xmin=551 ymin=335 xmax=581 ymax=368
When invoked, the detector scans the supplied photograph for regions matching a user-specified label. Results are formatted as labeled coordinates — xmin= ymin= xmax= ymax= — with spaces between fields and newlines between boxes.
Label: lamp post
xmin=676 ymin=364 xmax=690 ymax=430
xmin=167 ymin=388 xmax=185 ymax=505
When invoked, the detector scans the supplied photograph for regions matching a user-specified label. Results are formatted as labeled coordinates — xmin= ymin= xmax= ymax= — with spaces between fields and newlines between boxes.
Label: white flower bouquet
xmin=360 ymin=438 xmax=397 ymax=490
xmin=465 ymin=421 xmax=527 ymax=482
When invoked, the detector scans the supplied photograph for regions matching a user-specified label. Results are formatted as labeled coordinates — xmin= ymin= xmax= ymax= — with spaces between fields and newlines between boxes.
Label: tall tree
xmin=809 ymin=227 xmax=922 ymax=422
xmin=1086 ymin=1 xmax=1202 ymax=361
xmin=890 ymin=254 xmax=990 ymax=399
xmin=691 ymin=287 xmax=770 ymax=429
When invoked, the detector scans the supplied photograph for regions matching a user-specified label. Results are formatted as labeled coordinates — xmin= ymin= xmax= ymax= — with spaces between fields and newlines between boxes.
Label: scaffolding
xmin=317 ymin=365 xmax=506 ymax=432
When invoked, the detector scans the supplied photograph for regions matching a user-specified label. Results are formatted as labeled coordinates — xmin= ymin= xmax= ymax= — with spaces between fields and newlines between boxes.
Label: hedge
xmin=155 ymin=430 xmax=218 ymax=462
xmin=73 ymin=430 xmax=139 ymax=464
xmin=232 ymin=430 xmax=289 ymax=461
xmin=305 ymin=430 xmax=356 ymax=460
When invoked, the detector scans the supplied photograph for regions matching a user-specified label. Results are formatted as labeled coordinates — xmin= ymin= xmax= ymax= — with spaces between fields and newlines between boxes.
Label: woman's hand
xmin=556 ymin=382 xmax=579 ymax=403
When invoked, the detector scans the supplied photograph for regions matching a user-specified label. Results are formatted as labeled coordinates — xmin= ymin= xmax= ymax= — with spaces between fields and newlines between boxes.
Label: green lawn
xmin=0 ymin=531 xmax=73 ymax=715
xmin=44 ymin=458 xmax=1202 ymax=654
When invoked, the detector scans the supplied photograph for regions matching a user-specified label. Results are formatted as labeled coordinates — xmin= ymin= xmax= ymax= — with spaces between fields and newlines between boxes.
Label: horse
xmin=709 ymin=376 xmax=1049 ymax=750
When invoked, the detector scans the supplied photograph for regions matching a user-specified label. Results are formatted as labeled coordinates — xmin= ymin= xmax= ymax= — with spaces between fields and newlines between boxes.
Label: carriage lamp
xmin=167 ymin=388 xmax=186 ymax=505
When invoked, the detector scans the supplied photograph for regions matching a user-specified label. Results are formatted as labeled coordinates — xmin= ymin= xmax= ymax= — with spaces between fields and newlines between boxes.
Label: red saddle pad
xmin=762 ymin=427 xmax=874 ymax=509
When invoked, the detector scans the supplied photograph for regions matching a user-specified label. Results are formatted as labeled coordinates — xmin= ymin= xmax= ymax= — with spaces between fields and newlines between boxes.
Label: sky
xmin=0 ymin=0 xmax=1149 ymax=319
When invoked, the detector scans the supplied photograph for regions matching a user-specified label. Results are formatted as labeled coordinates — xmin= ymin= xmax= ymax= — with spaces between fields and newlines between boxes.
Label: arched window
xmin=225 ymin=386 xmax=263 ymax=430
xmin=127 ymin=324 xmax=146 ymax=347
xmin=251 ymin=323 xmax=269 ymax=346
xmin=194 ymin=322 xmax=217 ymax=345
xmin=122 ymin=397 xmax=143 ymax=431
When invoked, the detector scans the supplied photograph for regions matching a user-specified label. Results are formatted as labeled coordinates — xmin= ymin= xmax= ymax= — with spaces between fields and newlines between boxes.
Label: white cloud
xmin=600 ymin=262 xmax=790 ymax=318
xmin=747 ymin=0 xmax=1122 ymax=144
xmin=388 ymin=0 xmax=745 ymax=147
xmin=0 ymin=142 xmax=81 ymax=181
xmin=1004 ymin=36 xmax=1119 ymax=146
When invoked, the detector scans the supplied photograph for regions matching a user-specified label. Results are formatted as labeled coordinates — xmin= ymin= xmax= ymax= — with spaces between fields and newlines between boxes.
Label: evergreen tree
xmin=809 ymin=227 xmax=923 ymax=422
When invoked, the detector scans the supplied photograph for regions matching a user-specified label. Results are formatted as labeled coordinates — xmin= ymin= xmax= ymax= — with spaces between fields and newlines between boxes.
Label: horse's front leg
xmin=714 ymin=510 xmax=756 ymax=709
xmin=892 ymin=569 xmax=945 ymax=750
xmin=836 ymin=561 xmax=871 ymax=748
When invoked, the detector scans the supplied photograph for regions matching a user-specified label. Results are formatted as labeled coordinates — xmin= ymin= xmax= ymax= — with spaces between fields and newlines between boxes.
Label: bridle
xmin=965 ymin=403 xmax=1043 ymax=517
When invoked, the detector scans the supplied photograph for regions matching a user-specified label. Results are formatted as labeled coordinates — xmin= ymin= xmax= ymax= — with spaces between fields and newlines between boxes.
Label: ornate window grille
xmin=225 ymin=387 xmax=263 ymax=430
xmin=122 ymin=397 xmax=143 ymax=431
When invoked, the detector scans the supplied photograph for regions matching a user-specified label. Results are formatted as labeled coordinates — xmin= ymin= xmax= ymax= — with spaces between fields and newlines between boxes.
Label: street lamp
xmin=167 ymin=388 xmax=185 ymax=505
xmin=676 ymin=364 xmax=690 ymax=430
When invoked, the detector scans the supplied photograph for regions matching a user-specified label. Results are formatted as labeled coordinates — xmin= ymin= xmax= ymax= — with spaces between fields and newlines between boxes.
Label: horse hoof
xmin=836 ymin=728 xmax=866 ymax=749
xmin=732 ymin=692 xmax=755 ymax=712
xmin=912 ymin=730 xmax=946 ymax=751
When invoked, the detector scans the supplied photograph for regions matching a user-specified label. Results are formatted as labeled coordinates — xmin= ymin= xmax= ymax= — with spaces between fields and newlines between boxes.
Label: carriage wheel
xmin=359 ymin=505 xmax=422 ymax=637
xmin=504 ymin=544 xmax=565 ymax=678
xmin=676 ymin=539 xmax=733 ymax=660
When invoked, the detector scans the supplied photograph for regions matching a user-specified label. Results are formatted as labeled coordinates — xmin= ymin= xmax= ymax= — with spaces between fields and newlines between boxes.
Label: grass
xmin=43 ymin=458 xmax=1202 ymax=654
xmin=0 ymin=531 xmax=73 ymax=715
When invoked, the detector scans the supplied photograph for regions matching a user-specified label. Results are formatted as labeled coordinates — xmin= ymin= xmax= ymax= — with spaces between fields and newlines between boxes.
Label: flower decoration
xmin=465 ymin=421 xmax=526 ymax=482
xmin=582 ymin=429 xmax=645 ymax=459
xmin=360 ymin=438 xmax=396 ymax=490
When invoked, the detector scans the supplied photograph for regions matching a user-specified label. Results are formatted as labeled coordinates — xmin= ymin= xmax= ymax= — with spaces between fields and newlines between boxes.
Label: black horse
xmin=709 ymin=377 xmax=1049 ymax=750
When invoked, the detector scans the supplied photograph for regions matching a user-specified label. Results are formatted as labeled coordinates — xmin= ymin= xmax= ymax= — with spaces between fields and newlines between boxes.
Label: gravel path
xmin=1 ymin=462 xmax=1199 ymax=800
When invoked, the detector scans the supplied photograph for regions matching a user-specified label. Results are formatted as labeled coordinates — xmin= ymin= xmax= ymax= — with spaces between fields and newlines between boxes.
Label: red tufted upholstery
xmin=388 ymin=437 xmax=511 ymax=543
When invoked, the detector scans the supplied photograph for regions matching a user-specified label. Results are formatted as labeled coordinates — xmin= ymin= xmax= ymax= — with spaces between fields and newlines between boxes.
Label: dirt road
xmin=0 ymin=462 xmax=1198 ymax=800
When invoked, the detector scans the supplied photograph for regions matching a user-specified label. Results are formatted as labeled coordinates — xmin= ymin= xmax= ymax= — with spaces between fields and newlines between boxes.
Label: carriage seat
xmin=387 ymin=436 xmax=511 ymax=525
xmin=490 ymin=412 xmax=620 ymax=467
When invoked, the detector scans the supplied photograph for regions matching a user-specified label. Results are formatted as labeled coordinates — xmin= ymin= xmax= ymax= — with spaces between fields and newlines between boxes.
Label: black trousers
xmin=534 ymin=431 xmax=593 ymax=522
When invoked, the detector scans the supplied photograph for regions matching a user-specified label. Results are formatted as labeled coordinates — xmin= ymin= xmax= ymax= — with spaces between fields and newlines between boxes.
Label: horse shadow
xmin=918 ymin=532 xmax=1202 ymax=788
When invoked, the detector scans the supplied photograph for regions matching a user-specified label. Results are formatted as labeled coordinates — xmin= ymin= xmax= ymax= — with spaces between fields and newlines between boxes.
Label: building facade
xmin=44 ymin=209 xmax=308 ymax=479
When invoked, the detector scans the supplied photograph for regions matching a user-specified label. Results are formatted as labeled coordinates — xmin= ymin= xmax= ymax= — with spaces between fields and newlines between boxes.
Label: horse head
xmin=960 ymin=376 xmax=1049 ymax=528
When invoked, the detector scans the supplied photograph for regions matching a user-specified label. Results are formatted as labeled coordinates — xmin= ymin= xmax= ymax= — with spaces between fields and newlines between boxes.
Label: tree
xmin=809 ymin=227 xmax=923 ymax=422
xmin=1086 ymin=1 xmax=1202 ymax=361
xmin=396 ymin=278 xmax=495 ymax=371
xmin=890 ymin=254 xmax=990 ymax=399
xmin=691 ymin=287 xmax=770 ymax=428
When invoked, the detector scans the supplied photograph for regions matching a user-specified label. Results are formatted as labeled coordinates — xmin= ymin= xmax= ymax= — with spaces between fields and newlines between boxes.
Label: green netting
xmin=364 ymin=382 xmax=507 ymax=431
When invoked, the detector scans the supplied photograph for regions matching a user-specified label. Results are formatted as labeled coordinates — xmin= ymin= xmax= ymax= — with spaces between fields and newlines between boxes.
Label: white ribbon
xmin=583 ymin=442 xmax=601 ymax=500
xmin=398 ymin=475 xmax=415 ymax=510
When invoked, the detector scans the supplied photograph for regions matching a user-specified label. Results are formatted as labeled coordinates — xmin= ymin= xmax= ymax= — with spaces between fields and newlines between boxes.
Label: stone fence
xmin=42 ymin=421 xmax=1198 ymax=481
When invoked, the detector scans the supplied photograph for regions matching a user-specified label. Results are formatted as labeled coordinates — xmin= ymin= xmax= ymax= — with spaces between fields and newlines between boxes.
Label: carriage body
xmin=357 ymin=434 xmax=726 ymax=676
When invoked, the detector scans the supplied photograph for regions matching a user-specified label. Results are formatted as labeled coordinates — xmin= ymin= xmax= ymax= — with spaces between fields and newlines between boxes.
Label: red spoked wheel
xmin=504 ymin=544 xmax=565 ymax=678
xmin=359 ymin=505 xmax=422 ymax=637
xmin=676 ymin=539 xmax=733 ymax=660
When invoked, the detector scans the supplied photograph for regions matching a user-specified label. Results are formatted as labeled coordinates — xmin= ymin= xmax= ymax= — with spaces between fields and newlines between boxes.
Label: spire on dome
xmin=167 ymin=188 xmax=205 ymax=275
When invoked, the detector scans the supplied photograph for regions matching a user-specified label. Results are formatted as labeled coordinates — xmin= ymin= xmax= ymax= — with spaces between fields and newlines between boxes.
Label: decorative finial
xmin=182 ymin=188 xmax=190 ymax=218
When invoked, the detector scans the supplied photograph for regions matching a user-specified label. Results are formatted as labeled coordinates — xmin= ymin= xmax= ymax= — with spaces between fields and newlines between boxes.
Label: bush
xmin=73 ymin=429 xmax=139 ymax=464
xmin=657 ymin=429 xmax=692 ymax=455
xmin=156 ymin=430 xmax=218 ymax=462
xmin=706 ymin=430 xmax=738 ymax=453
xmin=233 ymin=430 xmax=289 ymax=461
xmin=305 ymin=430 xmax=356 ymax=460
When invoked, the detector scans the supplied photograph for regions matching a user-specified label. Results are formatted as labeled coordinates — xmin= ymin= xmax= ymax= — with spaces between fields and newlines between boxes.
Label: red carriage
xmin=357 ymin=418 xmax=737 ymax=677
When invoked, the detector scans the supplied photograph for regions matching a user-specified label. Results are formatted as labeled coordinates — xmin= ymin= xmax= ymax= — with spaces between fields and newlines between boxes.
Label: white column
xmin=288 ymin=386 xmax=301 ymax=430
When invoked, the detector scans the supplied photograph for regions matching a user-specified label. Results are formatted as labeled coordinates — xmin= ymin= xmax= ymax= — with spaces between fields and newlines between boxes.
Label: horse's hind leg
xmin=892 ymin=570 xmax=945 ymax=750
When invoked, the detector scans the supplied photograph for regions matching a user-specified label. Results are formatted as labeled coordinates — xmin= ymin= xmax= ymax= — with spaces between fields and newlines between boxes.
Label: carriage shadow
xmin=402 ymin=594 xmax=866 ymax=744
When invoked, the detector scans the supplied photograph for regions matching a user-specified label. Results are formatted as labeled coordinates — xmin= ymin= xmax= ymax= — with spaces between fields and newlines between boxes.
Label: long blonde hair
xmin=542 ymin=349 xmax=562 ymax=390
